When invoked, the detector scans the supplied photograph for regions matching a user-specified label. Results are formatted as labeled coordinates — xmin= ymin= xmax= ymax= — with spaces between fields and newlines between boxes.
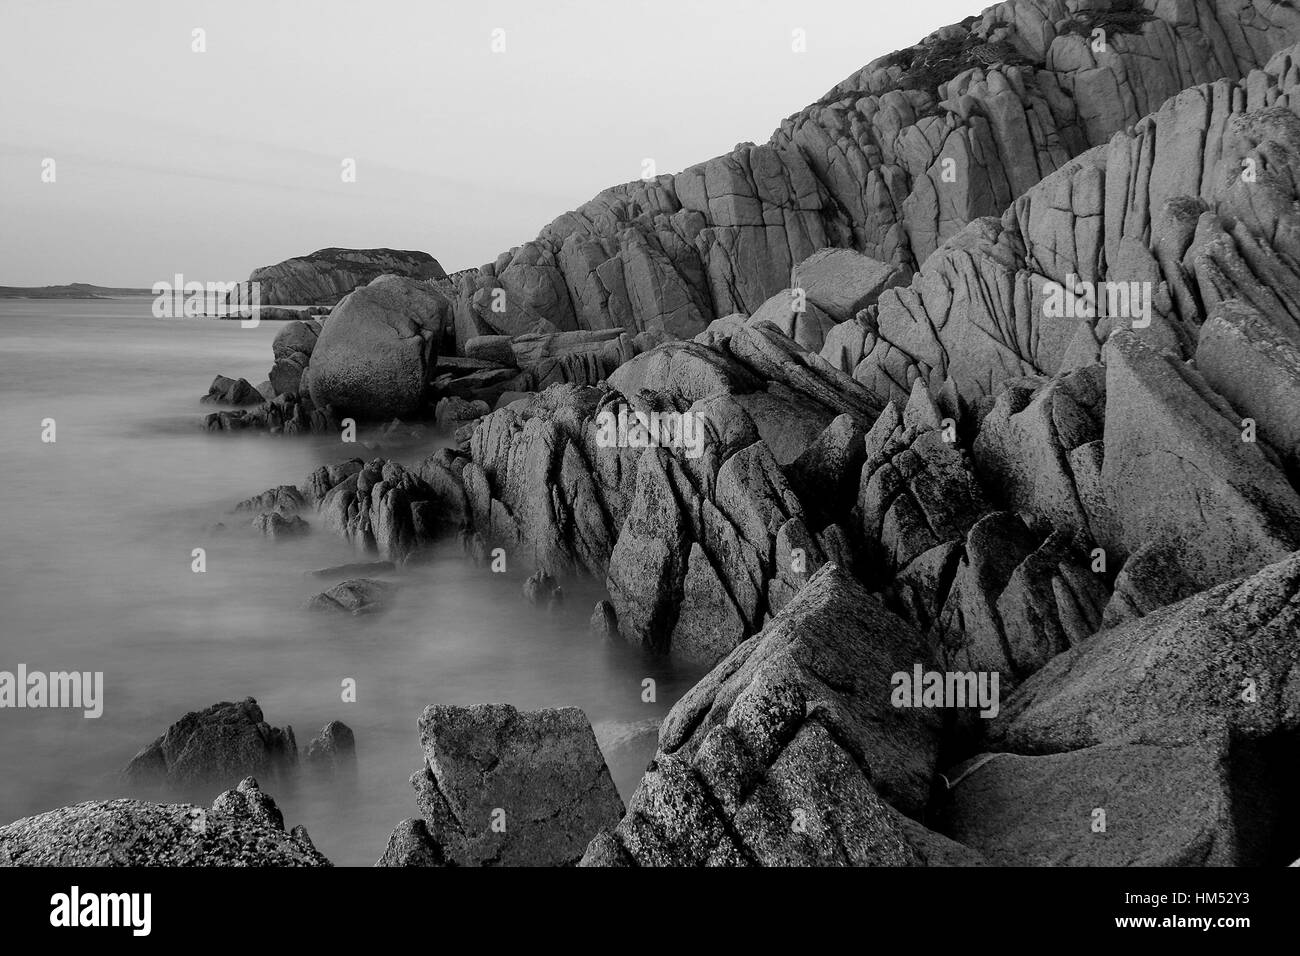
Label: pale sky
xmin=0 ymin=0 xmax=976 ymax=286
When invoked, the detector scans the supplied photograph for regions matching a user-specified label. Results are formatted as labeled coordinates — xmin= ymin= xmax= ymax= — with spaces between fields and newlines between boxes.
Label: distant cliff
xmin=247 ymin=248 xmax=446 ymax=306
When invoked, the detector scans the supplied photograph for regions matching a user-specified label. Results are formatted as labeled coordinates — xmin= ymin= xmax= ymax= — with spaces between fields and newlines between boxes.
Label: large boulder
xmin=122 ymin=698 xmax=297 ymax=788
xmin=307 ymin=275 xmax=451 ymax=420
xmin=377 ymin=703 xmax=624 ymax=867
xmin=0 ymin=777 xmax=329 ymax=866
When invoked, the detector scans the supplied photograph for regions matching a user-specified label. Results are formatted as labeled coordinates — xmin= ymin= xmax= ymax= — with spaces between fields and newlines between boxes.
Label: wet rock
xmin=122 ymin=698 xmax=297 ymax=788
xmin=0 ymin=778 xmax=329 ymax=866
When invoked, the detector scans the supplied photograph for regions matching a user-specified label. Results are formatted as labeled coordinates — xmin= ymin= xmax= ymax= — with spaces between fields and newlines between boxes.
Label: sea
xmin=0 ymin=298 xmax=701 ymax=865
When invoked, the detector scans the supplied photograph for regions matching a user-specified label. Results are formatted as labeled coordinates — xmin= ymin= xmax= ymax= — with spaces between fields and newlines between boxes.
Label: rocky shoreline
xmin=8 ymin=0 xmax=1300 ymax=867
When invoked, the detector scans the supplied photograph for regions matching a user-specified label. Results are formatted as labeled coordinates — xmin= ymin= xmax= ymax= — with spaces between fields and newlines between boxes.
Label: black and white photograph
xmin=1 ymin=0 xmax=1297 ymax=936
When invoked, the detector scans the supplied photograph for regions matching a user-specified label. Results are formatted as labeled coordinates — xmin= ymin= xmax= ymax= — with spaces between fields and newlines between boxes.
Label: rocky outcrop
xmin=304 ymin=721 xmax=356 ymax=770
xmin=377 ymin=703 xmax=624 ymax=867
xmin=0 ymin=778 xmax=329 ymax=866
xmin=580 ymin=565 xmax=961 ymax=866
xmin=241 ymin=247 xmax=445 ymax=306
xmin=990 ymin=551 xmax=1300 ymax=754
xmin=429 ymin=0 xmax=1300 ymax=349
xmin=123 ymin=698 xmax=297 ymax=788
xmin=202 ymin=374 xmax=262 ymax=406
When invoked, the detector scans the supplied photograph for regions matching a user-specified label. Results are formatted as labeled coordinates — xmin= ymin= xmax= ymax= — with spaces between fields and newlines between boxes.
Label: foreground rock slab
xmin=377 ymin=703 xmax=624 ymax=866
xmin=941 ymin=736 xmax=1282 ymax=866
xmin=0 ymin=778 xmax=329 ymax=866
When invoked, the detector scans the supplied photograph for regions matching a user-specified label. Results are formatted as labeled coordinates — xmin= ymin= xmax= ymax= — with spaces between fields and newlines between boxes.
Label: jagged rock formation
xmin=580 ymin=566 xmax=974 ymax=866
xmin=210 ymin=11 xmax=1300 ymax=867
xmin=123 ymin=698 xmax=297 ymax=788
xmin=432 ymin=0 xmax=1299 ymax=348
xmin=242 ymin=247 xmax=445 ymax=306
xmin=208 ymin=1 xmax=1300 ymax=430
xmin=0 ymin=778 xmax=330 ymax=866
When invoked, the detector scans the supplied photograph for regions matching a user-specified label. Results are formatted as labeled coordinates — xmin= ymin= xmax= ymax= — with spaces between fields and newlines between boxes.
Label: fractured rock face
xmin=122 ymin=698 xmax=297 ymax=788
xmin=1196 ymin=298 xmax=1300 ymax=479
xmin=379 ymin=704 xmax=624 ymax=867
xmin=318 ymin=459 xmax=441 ymax=562
xmin=1099 ymin=330 xmax=1300 ymax=598
xmin=581 ymin=564 xmax=949 ymax=867
xmin=991 ymin=551 xmax=1300 ymax=754
xmin=858 ymin=387 xmax=989 ymax=577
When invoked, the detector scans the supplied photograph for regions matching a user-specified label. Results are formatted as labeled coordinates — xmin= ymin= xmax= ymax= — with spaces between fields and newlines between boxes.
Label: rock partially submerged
xmin=304 ymin=721 xmax=357 ymax=770
xmin=304 ymin=577 xmax=397 ymax=615
xmin=0 ymin=778 xmax=329 ymax=866
xmin=123 ymin=698 xmax=297 ymax=788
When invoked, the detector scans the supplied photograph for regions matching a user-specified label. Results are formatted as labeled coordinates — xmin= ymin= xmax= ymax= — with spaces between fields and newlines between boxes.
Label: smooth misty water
xmin=0 ymin=299 xmax=701 ymax=865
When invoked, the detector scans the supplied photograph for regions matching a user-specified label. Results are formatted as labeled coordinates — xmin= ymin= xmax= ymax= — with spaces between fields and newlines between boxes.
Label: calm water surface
xmin=0 ymin=299 xmax=699 ymax=865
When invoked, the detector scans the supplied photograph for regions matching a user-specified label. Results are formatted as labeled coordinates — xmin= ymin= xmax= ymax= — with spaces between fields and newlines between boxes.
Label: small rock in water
xmin=523 ymin=570 xmax=562 ymax=607
xmin=304 ymin=720 xmax=357 ymax=771
xmin=122 ymin=697 xmax=297 ymax=788
xmin=589 ymin=600 xmax=619 ymax=641
xmin=201 ymin=374 xmax=263 ymax=406
xmin=305 ymin=577 xmax=397 ymax=615
xmin=236 ymin=485 xmax=306 ymax=514
xmin=252 ymin=511 xmax=310 ymax=539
